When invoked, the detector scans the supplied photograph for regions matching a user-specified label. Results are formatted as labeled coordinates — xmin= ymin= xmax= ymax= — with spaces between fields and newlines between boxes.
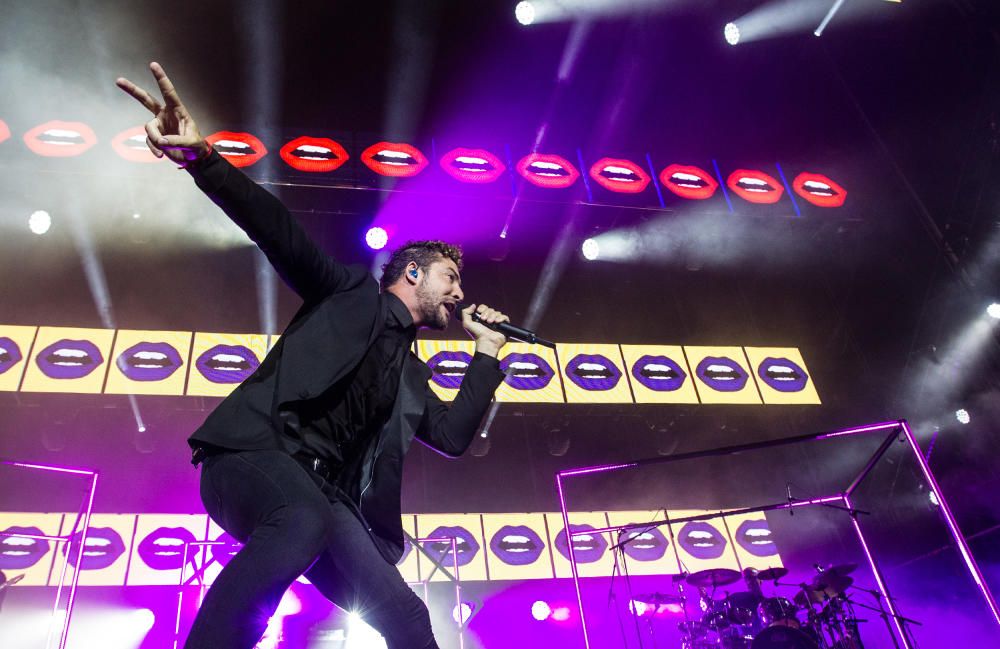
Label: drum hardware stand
xmin=847 ymin=585 xmax=921 ymax=649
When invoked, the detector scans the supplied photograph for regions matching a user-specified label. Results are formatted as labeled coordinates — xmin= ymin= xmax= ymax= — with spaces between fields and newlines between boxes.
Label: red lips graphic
xmin=726 ymin=168 xmax=784 ymax=204
xmin=439 ymin=147 xmax=506 ymax=183
xmin=0 ymin=119 xmax=9 ymax=145
xmin=279 ymin=136 xmax=350 ymax=173
xmin=516 ymin=153 xmax=580 ymax=189
xmin=792 ymin=172 xmax=847 ymax=208
xmin=23 ymin=120 xmax=97 ymax=157
xmin=111 ymin=126 xmax=159 ymax=163
xmin=360 ymin=141 xmax=428 ymax=177
xmin=205 ymin=131 xmax=268 ymax=168
xmin=659 ymin=163 xmax=719 ymax=200
xmin=588 ymin=157 xmax=650 ymax=194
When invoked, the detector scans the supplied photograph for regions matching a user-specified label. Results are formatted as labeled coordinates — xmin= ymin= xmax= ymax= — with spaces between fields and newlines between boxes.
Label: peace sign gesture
xmin=115 ymin=62 xmax=209 ymax=167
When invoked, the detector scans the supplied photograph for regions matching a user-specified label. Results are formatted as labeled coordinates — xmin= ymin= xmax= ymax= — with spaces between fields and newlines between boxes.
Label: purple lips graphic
xmin=695 ymin=356 xmax=748 ymax=392
xmin=500 ymin=353 xmax=555 ymax=390
xmin=0 ymin=337 xmax=24 ymax=376
xmin=735 ymin=519 xmax=778 ymax=557
xmin=0 ymin=526 xmax=49 ymax=569
xmin=565 ymin=354 xmax=622 ymax=391
xmin=554 ymin=524 xmax=608 ymax=563
xmin=678 ymin=522 xmax=727 ymax=560
xmin=195 ymin=344 xmax=260 ymax=383
xmin=631 ymin=355 xmax=687 ymax=392
xmin=427 ymin=351 xmax=472 ymax=389
xmin=422 ymin=526 xmax=480 ymax=568
xmin=620 ymin=525 xmax=669 ymax=562
xmin=209 ymin=532 xmax=242 ymax=567
xmin=117 ymin=342 xmax=184 ymax=382
xmin=35 ymin=339 xmax=104 ymax=379
xmin=63 ymin=527 xmax=126 ymax=570
xmin=489 ymin=525 xmax=545 ymax=566
xmin=757 ymin=357 xmax=808 ymax=392
xmin=138 ymin=526 xmax=197 ymax=570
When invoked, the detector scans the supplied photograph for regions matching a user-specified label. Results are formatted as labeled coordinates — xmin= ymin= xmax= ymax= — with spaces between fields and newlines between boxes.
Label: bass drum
xmin=757 ymin=597 xmax=799 ymax=628
xmin=750 ymin=626 xmax=820 ymax=649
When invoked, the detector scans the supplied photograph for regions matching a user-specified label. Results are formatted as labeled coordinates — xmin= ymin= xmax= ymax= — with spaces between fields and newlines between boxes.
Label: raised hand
xmin=115 ymin=62 xmax=209 ymax=167
xmin=461 ymin=304 xmax=509 ymax=357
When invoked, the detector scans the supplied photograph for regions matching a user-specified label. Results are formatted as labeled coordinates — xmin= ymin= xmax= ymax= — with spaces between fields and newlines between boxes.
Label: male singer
xmin=117 ymin=62 xmax=509 ymax=649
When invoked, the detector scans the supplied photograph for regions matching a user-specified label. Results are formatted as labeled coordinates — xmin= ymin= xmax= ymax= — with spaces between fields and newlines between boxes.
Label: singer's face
xmin=415 ymin=257 xmax=463 ymax=329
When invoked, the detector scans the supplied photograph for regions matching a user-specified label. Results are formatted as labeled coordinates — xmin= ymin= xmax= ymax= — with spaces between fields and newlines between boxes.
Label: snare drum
xmin=757 ymin=597 xmax=799 ymax=628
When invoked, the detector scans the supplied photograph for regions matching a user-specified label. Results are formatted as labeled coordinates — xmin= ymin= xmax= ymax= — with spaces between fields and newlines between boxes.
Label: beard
xmin=415 ymin=281 xmax=449 ymax=330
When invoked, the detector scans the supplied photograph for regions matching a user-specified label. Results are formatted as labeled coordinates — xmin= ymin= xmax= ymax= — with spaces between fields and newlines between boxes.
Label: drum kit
xmin=635 ymin=563 xmax=867 ymax=649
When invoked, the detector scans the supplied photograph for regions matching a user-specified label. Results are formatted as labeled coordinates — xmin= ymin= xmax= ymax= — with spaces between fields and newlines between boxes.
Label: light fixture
xmin=29 ymin=210 xmax=52 ymax=235
xmin=724 ymin=22 xmax=740 ymax=46
xmin=365 ymin=226 xmax=389 ymax=250
xmin=515 ymin=2 xmax=536 ymax=26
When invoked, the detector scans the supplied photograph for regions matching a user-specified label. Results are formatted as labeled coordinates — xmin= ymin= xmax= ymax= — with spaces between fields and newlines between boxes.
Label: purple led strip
xmin=843 ymin=494 xmax=912 ymax=648
xmin=558 ymin=461 xmax=639 ymax=478
xmin=58 ymin=470 xmax=97 ymax=649
xmin=415 ymin=536 xmax=464 ymax=649
xmin=571 ymin=495 xmax=845 ymax=539
xmin=556 ymin=472 xmax=591 ymax=649
xmin=899 ymin=421 xmax=1000 ymax=626
xmin=174 ymin=540 xmax=233 ymax=649
xmin=2 ymin=460 xmax=99 ymax=649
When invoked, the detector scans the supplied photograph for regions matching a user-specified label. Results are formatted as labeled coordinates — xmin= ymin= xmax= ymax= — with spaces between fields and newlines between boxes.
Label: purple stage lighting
xmin=531 ymin=600 xmax=551 ymax=621
xmin=551 ymin=606 xmax=571 ymax=622
xmin=628 ymin=599 xmax=654 ymax=617
xmin=365 ymin=226 xmax=389 ymax=250
xmin=515 ymin=2 xmax=536 ymax=26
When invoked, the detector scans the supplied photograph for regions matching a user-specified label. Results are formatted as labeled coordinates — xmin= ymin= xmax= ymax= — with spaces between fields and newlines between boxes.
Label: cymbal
xmin=793 ymin=574 xmax=854 ymax=605
xmin=824 ymin=563 xmax=858 ymax=577
xmin=686 ymin=568 xmax=741 ymax=588
xmin=635 ymin=592 xmax=683 ymax=605
xmin=756 ymin=567 xmax=789 ymax=581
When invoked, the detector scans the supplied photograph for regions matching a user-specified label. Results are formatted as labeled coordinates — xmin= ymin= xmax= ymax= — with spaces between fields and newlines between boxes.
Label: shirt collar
xmin=384 ymin=291 xmax=416 ymax=334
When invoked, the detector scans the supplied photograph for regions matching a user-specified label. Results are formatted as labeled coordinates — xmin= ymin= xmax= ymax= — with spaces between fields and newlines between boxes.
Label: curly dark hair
xmin=380 ymin=240 xmax=463 ymax=290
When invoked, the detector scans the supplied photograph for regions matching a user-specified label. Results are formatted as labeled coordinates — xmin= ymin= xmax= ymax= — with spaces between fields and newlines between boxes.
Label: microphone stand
xmin=847 ymin=584 xmax=921 ymax=649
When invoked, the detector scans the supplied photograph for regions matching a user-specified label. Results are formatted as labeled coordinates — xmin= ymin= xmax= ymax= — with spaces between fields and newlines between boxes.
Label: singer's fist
xmin=462 ymin=303 xmax=509 ymax=357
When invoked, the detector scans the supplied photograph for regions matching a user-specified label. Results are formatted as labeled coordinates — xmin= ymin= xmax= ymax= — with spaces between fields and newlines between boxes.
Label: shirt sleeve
xmin=415 ymin=352 xmax=505 ymax=457
xmin=187 ymin=150 xmax=359 ymax=302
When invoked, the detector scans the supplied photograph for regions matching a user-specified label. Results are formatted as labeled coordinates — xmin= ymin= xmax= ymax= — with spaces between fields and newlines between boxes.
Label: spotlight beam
xmin=814 ymin=0 xmax=846 ymax=37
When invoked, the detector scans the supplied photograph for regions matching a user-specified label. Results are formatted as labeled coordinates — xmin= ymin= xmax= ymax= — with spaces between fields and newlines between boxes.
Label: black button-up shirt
xmin=293 ymin=292 xmax=416 ymax=465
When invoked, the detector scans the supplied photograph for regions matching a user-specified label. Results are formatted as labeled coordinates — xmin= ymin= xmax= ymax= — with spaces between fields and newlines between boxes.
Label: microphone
xmin=455 ymin=305 xmax=556 ymax=349
xmin=786 ymin=483 xmax=794 ymax=516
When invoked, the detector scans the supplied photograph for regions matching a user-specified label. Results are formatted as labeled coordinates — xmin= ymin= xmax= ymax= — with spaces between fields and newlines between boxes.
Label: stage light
xmin=581 ymin=238 xmax=600 ymax=260
xmin=128 ymin=608 xmax=156 ymax=633
xmin=346 ymin=611 xmax=387 ymax=649
xmin=724 ymin=22 xmax=740 ymax=45
xmin=365 ymin=226 xmax=389 ymax=251
xmin=137 ymin=425 xmax=146 ymax=433
xmin=452 ymin=601 xmax=474 ymax=625
xmin=551 ymin=606 xmax=571 ymax=622
xmin=955 ymin=408 xmax=970 ymax=425
xmin=929 ymin=491 xmax=940 ymax=507
xmin=531 ymin=600 xmax=552 ymax=621
xmin=814 ymin=0 xmax=846 ymax=37
xmin=132 ymin=212 xmax=141 ymax=220
xmin=987 ymin=303 xmax=1000 ymax=319
xmin=629 ymin=599 xmax=654 ymax=617
xmin=29 ymin=210 xmax=51 ymax=235
xmin=515 ymin=1 xmax=536 ymax=25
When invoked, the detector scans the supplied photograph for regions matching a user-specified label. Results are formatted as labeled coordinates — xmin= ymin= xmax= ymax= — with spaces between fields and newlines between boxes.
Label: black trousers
xmin=185 ymin=449 xmax=438 ymax=649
